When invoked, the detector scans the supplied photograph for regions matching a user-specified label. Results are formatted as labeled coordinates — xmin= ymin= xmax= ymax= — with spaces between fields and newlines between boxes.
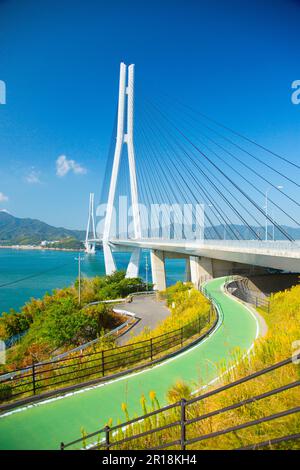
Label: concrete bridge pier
xmin=150 ymin=251 xmax=235 ymax=291
xmin=212 ymin=259 xmax=235 ymax=278
xmin=85 ymin=241 xmax=96 ymax=254
xmin=149 ymin=249 xmax=269 ymax=292
xmin=189 ymin=257 xmax=238 ymax=287
xmin=190 ymin=256 xmax=214 ymax=288
xmin=185 ymin=258 xmax=192 ymax=282
xmin=126 ymin=248 xmax=141 ymax=278
xmin=150 ymin=250 xmax=166 ymax=291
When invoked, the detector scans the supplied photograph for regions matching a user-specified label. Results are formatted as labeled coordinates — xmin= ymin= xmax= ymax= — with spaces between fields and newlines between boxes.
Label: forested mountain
xmin=0 ymin=211 xmax=85 ymax=245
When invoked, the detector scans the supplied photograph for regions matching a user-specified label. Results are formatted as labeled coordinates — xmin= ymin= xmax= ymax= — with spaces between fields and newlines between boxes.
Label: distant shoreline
xmin=0 ymin=245 xmax=85 ymax=253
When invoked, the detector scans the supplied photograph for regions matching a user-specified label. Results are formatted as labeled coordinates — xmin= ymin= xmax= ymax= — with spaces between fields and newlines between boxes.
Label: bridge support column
xmin=126 ymin=248 xmax=141 ymax=278
xmin=185 ymin=258 xmax=191 ymax=282
xmin=150 ymin=250 xmax=166 ymax=291
xmin=103 ymin=242 xmax=117 ymax=275
xmin=190 ymin=256 xmax=213 ymax=289
xmin=85 ymin=241 xmax=96 ymax=254
xmin=212 ymin=259 xmax=234 ymax=278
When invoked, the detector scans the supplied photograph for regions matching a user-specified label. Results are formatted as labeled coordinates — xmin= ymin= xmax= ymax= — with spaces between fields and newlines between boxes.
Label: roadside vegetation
xmin=126 ymin=281 xmax=211 ymax=345
xmin=0 ymin=271 xmax=150 ymax=369
xmin=101 ymin=283 xmax=300 ymax=450
xmin=0 ymin=280 xmax=213 ymax=404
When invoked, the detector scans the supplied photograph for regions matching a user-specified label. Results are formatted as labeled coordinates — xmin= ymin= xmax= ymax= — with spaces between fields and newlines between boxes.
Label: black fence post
xmin=150 ymin=338 xmax=153 ymax=361
xmin=105 ymin=425 xmax=110 ymax=450
xmin=181 ymin=327 xmax=184 ymax=347
xmin=32 ymin=359 xmax=36 ymax=396
xmin=180 ymin=398 xmax=187 ymax=450
xmin=60 ymin=442 xmax=65 ymax=451
xmin=198 ymin=315 xmax=201 ymax=333
xmin=102 ymin=350 xmax=105 ymax=377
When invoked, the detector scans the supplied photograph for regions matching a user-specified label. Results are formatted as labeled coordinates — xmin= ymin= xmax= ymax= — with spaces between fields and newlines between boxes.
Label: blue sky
xmin=0 ymin=0 xmax=299 ymax=229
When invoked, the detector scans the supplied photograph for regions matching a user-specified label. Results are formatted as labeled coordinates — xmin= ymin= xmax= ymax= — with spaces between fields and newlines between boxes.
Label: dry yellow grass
xmin=105 ymin=284 xmax=300 ymax=450
xmin=126 ymin=282 xmax=210 ymax=344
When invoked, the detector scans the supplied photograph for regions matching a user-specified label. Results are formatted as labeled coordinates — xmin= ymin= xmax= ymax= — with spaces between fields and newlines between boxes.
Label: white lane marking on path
xmin=81 ymin=279 xmax=262 ymax=450
xmin=191 ymin=279 xmax=261 ymax=396
xmin=0 ymin=287 xmax=224 ymax=419
xmin=0 ymin=277 xmax=260 ymax=421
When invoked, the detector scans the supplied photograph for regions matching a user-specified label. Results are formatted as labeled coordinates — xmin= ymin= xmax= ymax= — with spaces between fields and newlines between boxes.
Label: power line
xmin=0 ymin=261 xmax=74 ymax=289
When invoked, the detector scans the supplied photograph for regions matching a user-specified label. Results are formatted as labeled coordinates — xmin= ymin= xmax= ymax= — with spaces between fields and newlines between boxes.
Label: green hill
xmin=0 ymin=211 xmax=85 ymax=245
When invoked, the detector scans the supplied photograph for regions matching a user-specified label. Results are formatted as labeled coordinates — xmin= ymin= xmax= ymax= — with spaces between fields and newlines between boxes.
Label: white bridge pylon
xmin=85 ymin=192 xmax=96 ymax=254
xmin=103 ymin=62 xmax=142 ymax=278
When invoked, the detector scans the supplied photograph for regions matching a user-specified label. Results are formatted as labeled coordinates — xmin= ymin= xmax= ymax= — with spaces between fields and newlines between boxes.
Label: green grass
xmin=104 ymin=283 xmax=300 ymax=450
xmin=0 ymin=277 xmax=259 ymax=450
xmin=0 ymin=271 xmax=150 ymax=369
xmin=0 ymin=284 xmax=213 ymax=406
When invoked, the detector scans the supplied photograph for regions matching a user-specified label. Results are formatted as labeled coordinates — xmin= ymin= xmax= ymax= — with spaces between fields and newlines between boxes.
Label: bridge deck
xmin=108 ymin=238 xmax=300 ymax=272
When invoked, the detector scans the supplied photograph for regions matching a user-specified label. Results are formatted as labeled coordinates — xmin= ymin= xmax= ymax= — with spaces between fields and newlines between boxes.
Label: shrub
xmin=108 ymin=283 xmax=300 ymax=450
xmin=0 ymin=383 xmax=12 ymax=401
xmin=127 ymin=282 xmax=210 ymax=344
xmin=0 ymin=273 xmax=139 ymax=369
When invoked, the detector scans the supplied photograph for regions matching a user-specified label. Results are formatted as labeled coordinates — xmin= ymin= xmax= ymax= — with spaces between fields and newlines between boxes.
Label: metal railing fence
xmin=61 ymin=354 xmax=300 ymax=451
xmin=0 ymin=303 xmax=216 ymax=406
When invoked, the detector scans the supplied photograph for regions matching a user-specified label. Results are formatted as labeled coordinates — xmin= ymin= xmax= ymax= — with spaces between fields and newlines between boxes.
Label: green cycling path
xmin=0 ymin=277 xmax=259 ymax=450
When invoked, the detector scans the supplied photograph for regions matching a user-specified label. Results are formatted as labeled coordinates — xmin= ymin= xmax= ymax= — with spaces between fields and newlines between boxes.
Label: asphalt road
xmin=116 ymin=294 xmax=170 ymax=345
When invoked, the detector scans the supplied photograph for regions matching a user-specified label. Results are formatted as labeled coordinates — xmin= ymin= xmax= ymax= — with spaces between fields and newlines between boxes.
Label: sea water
xmin=0 ymin=249 xmax=186 ymax=314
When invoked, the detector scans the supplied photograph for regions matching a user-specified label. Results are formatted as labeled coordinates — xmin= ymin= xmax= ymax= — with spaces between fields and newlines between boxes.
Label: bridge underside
xmin=107 ymin=239 xmax=300 ymax=290
xmin=148 ymin=250 xmax=269 ymax=290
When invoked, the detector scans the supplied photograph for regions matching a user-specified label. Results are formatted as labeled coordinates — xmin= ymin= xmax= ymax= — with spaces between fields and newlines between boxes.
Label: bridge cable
xmin=140 ymin=100 xmax=243 ymax=240
xmin=142 ymin=99 xmax=270 ymax=240
xmin=157 ymin=97 xmax=300 ymax=212
xmin=145 ymin=97 xmax=294 ymax=242
xmin=137 ymin=108 xmax=200 ymax=237
xmin=140 ymin=103 xmax=226 ymax=239
xmin=152 ymin=89 xmax=300 ymax=173
xmin=160 ymin=108 xmax=300 ymax=227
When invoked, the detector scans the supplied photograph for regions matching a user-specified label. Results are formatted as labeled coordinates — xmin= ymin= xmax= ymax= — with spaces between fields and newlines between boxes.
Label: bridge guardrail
xmin=201 ymin=239 xmax=300 ymax=252
xmin=114 ymin=238 xmax=300 ymax=253
xmin=61 ymin=354 xmax=300 ymax=451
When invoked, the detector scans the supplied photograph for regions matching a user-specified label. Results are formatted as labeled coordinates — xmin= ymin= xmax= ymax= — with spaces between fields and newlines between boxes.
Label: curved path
xmin=116 ymin=294 xmax=170 ymax=345
xmin=0 ymin=277 xmax=260 ymax=450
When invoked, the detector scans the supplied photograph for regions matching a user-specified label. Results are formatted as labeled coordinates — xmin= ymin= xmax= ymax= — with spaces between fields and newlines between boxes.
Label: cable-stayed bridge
xmin=85 ymin=62 xmax=300 ymax=289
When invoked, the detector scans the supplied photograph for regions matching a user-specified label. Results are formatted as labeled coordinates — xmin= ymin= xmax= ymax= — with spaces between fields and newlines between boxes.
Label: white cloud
xmin=25 ymin=169 xmax=41 ymax=184
xmin=0 ymin=192 xmax=8 ymax=202
xmin=56 ymin=155 xmax=87 ymax=178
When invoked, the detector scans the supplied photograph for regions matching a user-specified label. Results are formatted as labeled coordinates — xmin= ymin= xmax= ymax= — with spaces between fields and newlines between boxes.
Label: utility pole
xmin=271 ymin=209 xmax=275 ymax=241
xmin=145 ymin=253 xmax=149 ymax=290
xmin=75 ymin=254 xmax=84 ymax=305
xmin=265 ymin=185 xmax=283 ymax=241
